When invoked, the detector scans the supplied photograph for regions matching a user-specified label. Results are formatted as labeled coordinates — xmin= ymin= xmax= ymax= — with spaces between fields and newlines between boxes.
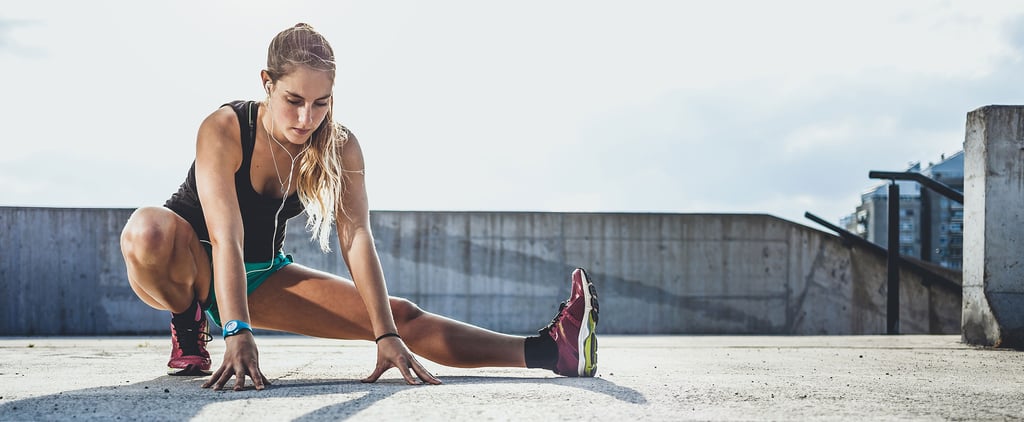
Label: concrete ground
xmin=1 ymin=335 xmax=1022 ymax=421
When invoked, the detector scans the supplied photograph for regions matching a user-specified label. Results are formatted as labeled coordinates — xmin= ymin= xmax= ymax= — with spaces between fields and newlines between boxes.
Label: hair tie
xmin=375 ymin=333 xmax=401 ymax=343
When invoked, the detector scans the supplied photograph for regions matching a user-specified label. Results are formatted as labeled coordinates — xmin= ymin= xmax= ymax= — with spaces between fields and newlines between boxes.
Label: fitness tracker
xmin=222 ymin=320 xmax=252 ymax=338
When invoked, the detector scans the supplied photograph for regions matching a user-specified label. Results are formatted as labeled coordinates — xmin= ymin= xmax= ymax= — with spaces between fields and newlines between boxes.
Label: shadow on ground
xmin=2 ymin=375 xmax=645 ymax=420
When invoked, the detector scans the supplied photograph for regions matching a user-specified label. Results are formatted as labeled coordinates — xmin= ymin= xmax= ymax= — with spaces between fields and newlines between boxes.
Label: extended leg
xmin=247 ymin=264 xmax=526 ymax=368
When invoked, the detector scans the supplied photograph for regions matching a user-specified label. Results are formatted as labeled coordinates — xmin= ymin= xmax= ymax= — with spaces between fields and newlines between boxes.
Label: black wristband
xmin=375 ymin=333 xmax=401 ymax=343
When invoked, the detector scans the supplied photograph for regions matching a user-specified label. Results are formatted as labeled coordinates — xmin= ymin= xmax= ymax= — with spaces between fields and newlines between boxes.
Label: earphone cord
xmin=246 ymin=100 xmax=307 ymax=276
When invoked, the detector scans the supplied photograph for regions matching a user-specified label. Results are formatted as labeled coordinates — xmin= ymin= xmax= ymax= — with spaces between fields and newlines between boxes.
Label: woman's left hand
xmin=360 ymin=337 xmax=442 ymax=385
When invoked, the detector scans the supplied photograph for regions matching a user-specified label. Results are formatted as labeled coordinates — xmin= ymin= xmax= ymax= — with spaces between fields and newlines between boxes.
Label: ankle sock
xmin=524 ymin=334 xmax=558 ymax=370
xmin=171 ymin=299 xmax=200 ymax=324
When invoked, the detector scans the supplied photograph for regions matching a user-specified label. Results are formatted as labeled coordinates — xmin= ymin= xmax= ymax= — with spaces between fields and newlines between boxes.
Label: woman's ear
xmin=260 ymin=70 xmax=272 ymax=94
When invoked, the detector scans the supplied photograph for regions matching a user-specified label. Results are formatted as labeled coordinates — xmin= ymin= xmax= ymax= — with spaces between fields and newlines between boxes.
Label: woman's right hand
xmin=201 ymin=333 xmax=271 ymax=391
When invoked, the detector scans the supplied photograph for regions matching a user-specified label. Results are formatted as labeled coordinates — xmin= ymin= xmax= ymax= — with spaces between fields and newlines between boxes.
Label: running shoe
xmin=167 ymin=302 xmax=212 ymax=376
xmin=540 ymin=267 xmax=599 ymax=377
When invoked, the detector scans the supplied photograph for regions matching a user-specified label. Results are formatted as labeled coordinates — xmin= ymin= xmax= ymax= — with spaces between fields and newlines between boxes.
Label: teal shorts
xmin=200 ymin=243 xmax=293 ymax=327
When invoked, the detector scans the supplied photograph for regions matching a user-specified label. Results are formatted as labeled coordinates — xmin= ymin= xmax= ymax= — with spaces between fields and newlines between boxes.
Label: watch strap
xmin=222 ymin=320 xmax=252 ymax=338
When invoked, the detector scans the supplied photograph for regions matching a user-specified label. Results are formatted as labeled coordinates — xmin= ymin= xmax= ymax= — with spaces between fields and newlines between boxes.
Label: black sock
xmin=171 ymin=299 xmax=200 ymax=324
xmin=524 ymin=334 xmax=558 ymax=370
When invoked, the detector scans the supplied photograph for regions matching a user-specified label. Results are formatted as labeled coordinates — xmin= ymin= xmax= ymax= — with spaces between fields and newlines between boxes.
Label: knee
xmin=390 ymin=297 xmax=424 ymax=324
xmin=120 ymin=208 xmax=175 ymax=265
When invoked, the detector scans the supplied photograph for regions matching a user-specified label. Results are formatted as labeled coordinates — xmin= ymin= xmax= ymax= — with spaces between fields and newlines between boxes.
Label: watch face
xmin=225 ymin=321 xmax=237 ymax=332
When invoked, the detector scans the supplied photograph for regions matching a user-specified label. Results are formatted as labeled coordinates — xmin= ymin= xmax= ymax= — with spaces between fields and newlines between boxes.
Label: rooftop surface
xmin=1 ymin=335 xmax=1022 ymax=421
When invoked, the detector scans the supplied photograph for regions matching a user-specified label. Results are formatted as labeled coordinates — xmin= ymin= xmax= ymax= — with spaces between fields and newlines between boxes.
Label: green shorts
xmin=200 ymin=243 xmax=293 ymax=327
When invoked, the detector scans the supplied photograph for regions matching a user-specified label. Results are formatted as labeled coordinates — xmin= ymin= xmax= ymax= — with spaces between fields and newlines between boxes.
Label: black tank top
xmin=164 ymin=100 xmax=304 ymax=262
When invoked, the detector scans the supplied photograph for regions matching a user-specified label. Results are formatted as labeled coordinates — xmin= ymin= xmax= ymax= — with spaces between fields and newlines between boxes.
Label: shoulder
xmin=335 ymin=122 xmax=355 ymax=143
xmin=195 ymin=104 xmax=243 ymax=168
xmin=195 ymin=104 xmax=244 ymax=151
xmin=199 ymin=104 xmax=239 ymax=136
xmin=336 ymin=124 xmax=365 ymax=170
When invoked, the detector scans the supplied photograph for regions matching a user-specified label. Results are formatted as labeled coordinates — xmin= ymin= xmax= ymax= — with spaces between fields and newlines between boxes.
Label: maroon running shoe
xmin=540 ymin=267 xmax=599 ymax=377
xmin=167 ymin=303 xmax=212 ymax=376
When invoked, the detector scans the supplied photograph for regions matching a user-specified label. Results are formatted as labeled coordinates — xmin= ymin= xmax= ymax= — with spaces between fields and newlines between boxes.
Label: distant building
xmin=840 ymin=151 xmax=964 ymax=269
xmin=920 ymin=151 xmax=964 ymax=269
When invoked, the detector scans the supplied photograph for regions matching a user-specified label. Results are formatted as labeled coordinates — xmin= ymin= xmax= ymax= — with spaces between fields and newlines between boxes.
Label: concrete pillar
xmin=962 ymin=105 xmax=1024 ymax=348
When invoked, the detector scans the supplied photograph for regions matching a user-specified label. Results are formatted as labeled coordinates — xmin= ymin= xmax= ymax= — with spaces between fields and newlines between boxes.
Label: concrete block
xmin=962 ymin=105 xmax=1024 ymax=348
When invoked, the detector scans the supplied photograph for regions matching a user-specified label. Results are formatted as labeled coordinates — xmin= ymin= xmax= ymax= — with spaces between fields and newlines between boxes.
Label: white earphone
xmin=244 ymin=92 xmax=301 ymax=277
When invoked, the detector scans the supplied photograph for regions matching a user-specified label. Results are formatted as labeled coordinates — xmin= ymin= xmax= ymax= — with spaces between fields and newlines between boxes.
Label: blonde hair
xmin=266 ymin=23 xmax=349 ymax=252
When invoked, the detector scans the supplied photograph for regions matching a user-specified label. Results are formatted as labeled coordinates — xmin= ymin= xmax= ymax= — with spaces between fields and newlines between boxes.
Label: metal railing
xmin=803 ymin=212 xmax=961 ymax=295
xmin=867 ymin=171 xmax=964 ymax=204
xmin=807 ymin=170 xmax=963 ymax=335
xmin=867 ymin=171 xmax=963 ymax=334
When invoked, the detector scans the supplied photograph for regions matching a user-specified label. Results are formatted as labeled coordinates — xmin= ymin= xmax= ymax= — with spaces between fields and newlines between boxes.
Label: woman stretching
xmin=119 ymin=23 xmax=599 ymax=391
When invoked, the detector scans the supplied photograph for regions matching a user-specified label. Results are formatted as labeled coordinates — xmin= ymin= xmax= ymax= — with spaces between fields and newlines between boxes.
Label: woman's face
xmin=265 ymin=65 xmax=333 ymax=145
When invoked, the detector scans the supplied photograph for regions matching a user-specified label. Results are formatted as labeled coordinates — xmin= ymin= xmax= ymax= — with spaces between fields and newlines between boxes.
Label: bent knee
xmin=390 ymin=297 xmax=424 ymax=323
xmin=121 ymin=208 xmax=178 ymax=264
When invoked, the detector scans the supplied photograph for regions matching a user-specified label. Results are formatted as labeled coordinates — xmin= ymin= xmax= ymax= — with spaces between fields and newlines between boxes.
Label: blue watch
xmin=222 ymin=320 xmax=252 ymax=338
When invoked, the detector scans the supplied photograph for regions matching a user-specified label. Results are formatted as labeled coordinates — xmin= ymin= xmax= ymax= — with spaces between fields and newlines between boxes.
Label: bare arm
xmin=194 ymin=105 xmax=269 ymax=391
xmin=336 ymin=130 xmax=440 ymax=385
xmin=335 ymin=137 xmax=394 ymax=339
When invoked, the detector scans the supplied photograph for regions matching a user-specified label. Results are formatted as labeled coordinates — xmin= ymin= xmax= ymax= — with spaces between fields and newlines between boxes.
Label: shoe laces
xmin=540 ymin=301 xmax=569 ymax=333
xmin=172 ymin=321 xmax=212 ymax=356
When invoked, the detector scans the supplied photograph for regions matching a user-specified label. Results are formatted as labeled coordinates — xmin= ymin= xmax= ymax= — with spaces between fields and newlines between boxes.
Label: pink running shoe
xmin=167 ymin=303 xmax=212 ymax=376
xmin=541 ymin=267 xmax=599 ymax=377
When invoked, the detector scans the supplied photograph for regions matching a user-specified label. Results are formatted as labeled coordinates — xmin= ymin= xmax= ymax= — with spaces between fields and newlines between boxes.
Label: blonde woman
xmin=119 ymin=23 xmax=599 ymax=391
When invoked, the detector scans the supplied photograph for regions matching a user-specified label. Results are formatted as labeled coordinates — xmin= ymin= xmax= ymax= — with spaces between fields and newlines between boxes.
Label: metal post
xmin=920 ymin=187 xmax=931 ymax=262
xmin=887 ymin=182 xmax=900 ymax=335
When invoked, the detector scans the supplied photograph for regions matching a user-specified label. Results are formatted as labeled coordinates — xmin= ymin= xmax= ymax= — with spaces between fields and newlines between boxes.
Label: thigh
xmin=122 ymin=206 xmax=212 ymax=307
xmin=246 ymin=263 xmax=376 ymax=340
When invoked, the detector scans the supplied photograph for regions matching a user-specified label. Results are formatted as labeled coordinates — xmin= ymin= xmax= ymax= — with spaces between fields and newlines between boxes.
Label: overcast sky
xmin=2 ymin=1 xmax=1023 ymax=227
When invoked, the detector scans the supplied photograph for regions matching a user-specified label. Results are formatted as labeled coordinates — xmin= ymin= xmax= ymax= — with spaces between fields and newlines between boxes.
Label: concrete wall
xmin=962 ymin=105 xmax=1024 ymax=348
xmin=0 ymin=207 xmax=961 ymax=336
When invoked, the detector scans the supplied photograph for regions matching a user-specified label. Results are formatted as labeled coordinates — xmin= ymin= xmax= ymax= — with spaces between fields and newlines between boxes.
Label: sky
xmin=2 ymin=1 xmax=1023 ymax=227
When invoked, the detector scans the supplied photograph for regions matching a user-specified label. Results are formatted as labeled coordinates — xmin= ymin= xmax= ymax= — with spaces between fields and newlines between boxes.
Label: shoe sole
xmin=575 ymin=268 xmax=599 ymax=377
xmin=167 ymin=364 xmax=212 ymax=376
